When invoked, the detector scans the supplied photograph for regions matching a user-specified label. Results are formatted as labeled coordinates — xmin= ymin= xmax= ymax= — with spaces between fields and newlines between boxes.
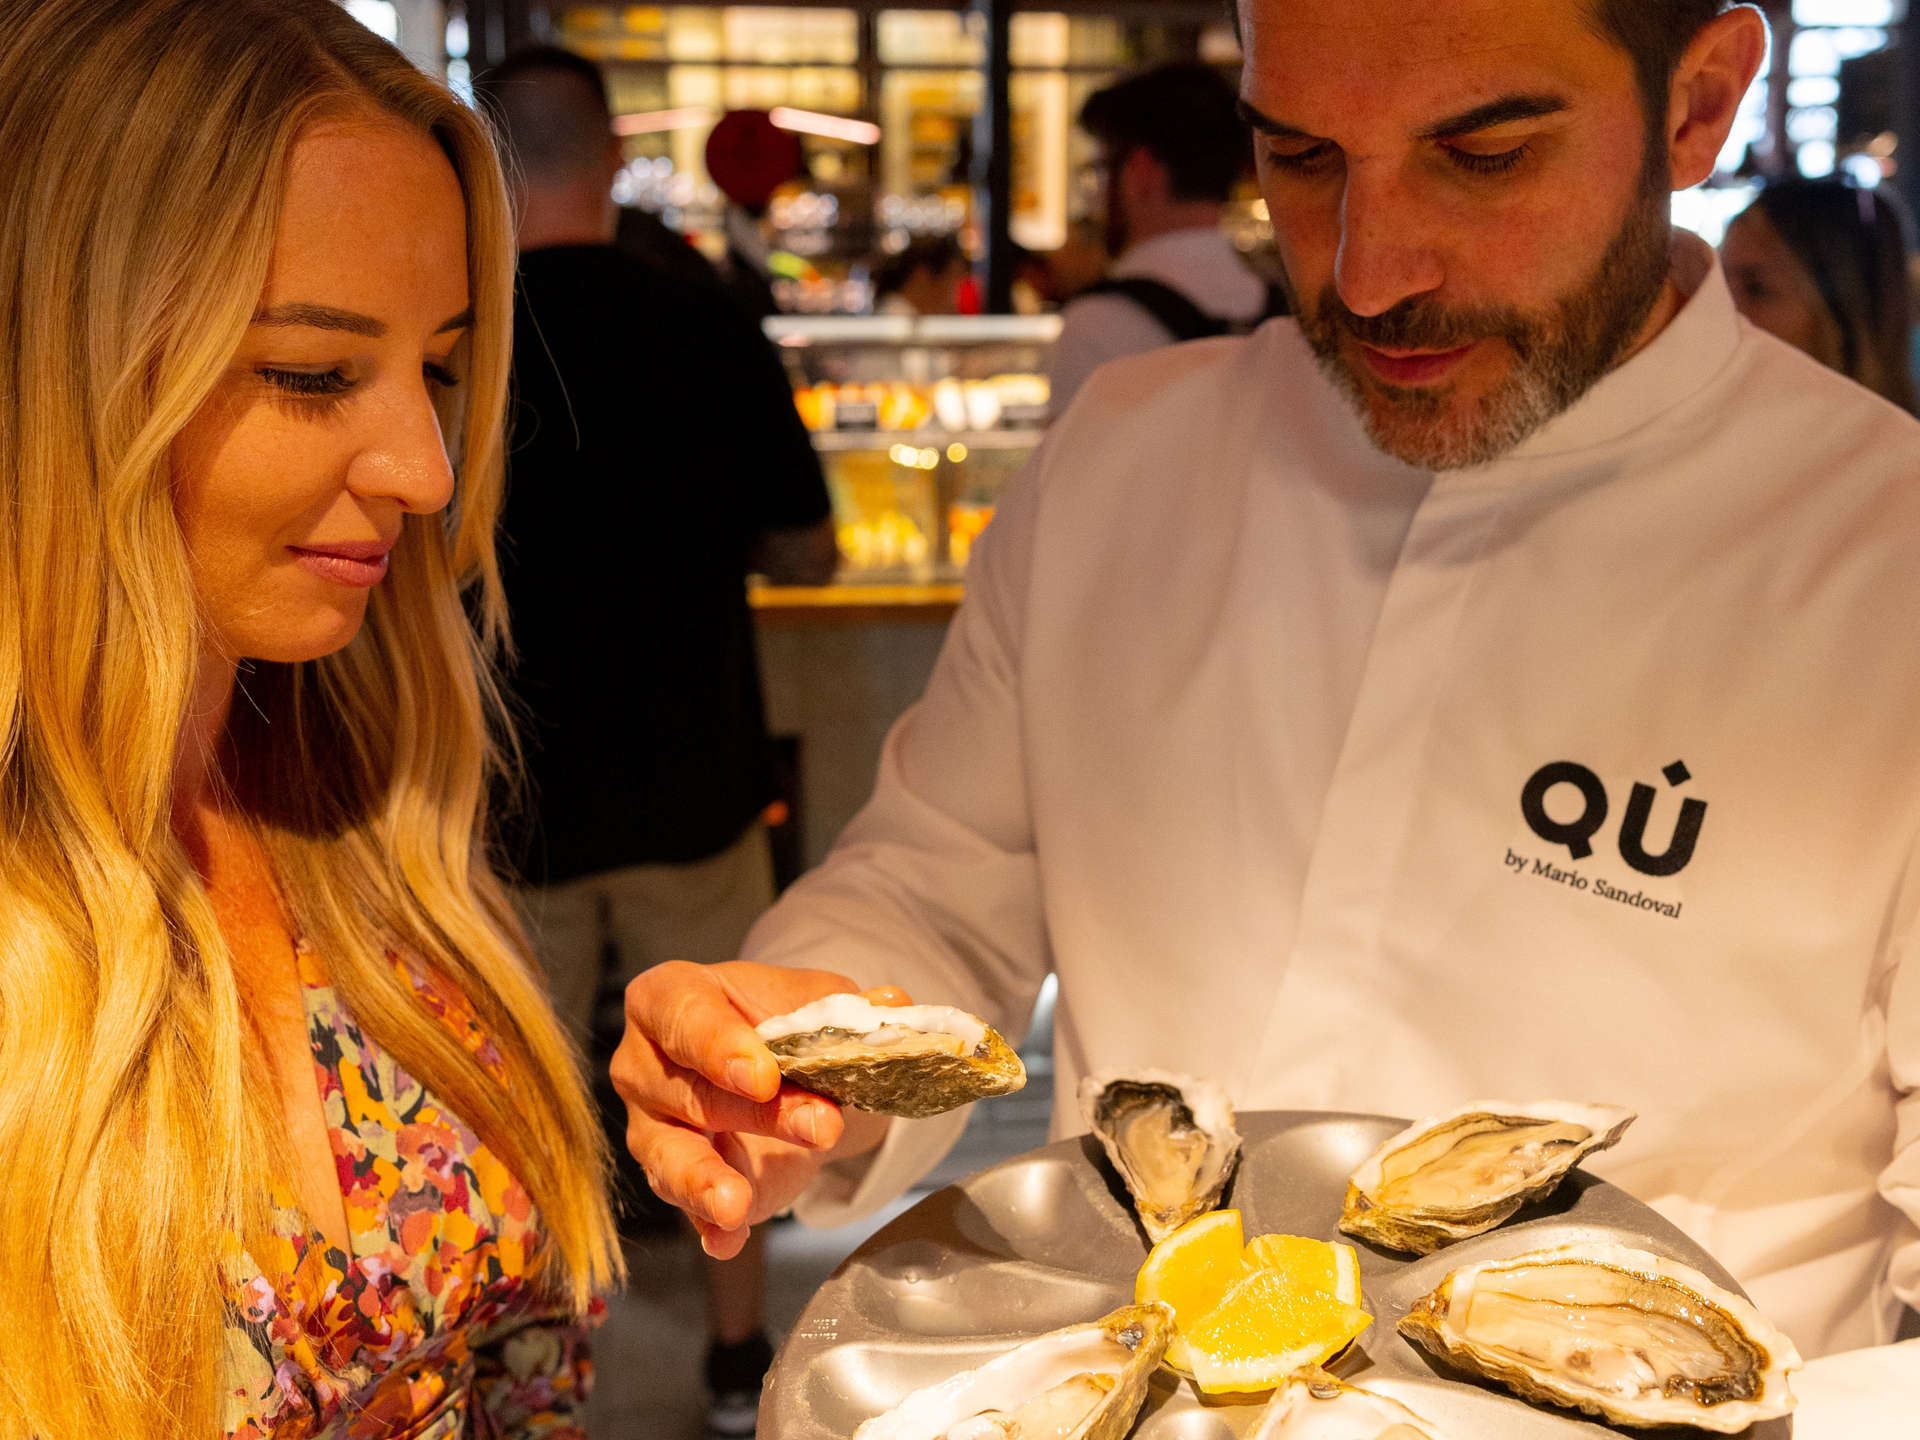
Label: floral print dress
xmin=220 ymin=946 xmax=596 ymax=1439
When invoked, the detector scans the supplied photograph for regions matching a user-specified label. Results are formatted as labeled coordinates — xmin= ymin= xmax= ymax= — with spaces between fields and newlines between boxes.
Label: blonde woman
xmin=0 ymin=1 xmax=624 ymax=1435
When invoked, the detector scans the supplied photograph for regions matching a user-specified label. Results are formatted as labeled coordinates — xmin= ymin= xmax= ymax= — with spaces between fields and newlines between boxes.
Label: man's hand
xmin=610 ymin=960 xmax=904 ymax=1257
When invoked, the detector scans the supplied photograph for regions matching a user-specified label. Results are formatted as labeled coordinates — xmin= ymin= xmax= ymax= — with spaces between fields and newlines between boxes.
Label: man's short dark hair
xmin=1586 ymin=0 xmax=1731 ymax=120
xmin=1079 ymin=62 xmax=1246 ymax=204
xmin=1225 ymin=1 xmax=1731 ymax=119
xmin=477 ymin=45 xmax=614 ymax=186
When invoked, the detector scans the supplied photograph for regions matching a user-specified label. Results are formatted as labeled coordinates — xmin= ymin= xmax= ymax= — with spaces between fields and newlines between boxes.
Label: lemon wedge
xmin=1135 ymin=1213 xmax=1370 ymax=1390
xmin=1134 ymin=1209 xmax=1249 ymax=1371
xmin=1180 ymin=1267 xmax=1373 ymax=1394
xmin=1243 ymin=1232 xmax=1364 ymax=1307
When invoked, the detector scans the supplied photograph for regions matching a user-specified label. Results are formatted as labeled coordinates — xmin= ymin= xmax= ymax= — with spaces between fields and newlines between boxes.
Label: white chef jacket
xmin=741 ymin=235 xmax=1920 ymax=1429
xmin=1046 ymin=226 xmax=1270 ymax=416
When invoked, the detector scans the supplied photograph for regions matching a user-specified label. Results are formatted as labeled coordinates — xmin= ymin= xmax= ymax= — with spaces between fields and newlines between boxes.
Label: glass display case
xmin=765 ymin=313 xmax=1059 ymax=589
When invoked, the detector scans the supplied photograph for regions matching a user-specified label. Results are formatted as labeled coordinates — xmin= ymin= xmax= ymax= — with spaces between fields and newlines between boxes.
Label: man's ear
xmin=1120 ymin=143 xmax=1169 ymax=207
xmin=1664 ymin=5 xmax=1769 ymax=191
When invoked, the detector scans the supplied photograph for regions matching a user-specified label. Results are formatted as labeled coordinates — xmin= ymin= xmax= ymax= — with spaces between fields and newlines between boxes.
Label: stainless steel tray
xmin=761 ymin=1110 xmax=1792 ymax=1439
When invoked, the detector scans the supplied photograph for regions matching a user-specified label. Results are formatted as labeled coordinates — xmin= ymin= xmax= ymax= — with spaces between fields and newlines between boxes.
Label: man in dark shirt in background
xmin=482 ymin=47 xmax=835 ymax=1440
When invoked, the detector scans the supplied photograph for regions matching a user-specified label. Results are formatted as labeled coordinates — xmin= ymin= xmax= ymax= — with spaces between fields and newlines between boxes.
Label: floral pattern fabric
xmin=220 ymin=946 xmax=595 ymax=1439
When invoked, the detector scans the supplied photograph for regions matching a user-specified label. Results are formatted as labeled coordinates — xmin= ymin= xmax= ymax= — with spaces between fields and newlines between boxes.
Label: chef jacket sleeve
xmin=1879 ymin=902 xmax=1920 ymax=1314
xmin=738 ymin=435 xmax=1057 ymax=1228
xmin=1791 ymin=876 xmax=1920 ymax=1434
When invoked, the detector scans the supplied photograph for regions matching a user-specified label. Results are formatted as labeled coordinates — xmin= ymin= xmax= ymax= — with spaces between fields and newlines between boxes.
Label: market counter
xmin=754 ymin=580 xmax=962 ymax=870
xmin=751 ymin=582 xmax=964 ymax=624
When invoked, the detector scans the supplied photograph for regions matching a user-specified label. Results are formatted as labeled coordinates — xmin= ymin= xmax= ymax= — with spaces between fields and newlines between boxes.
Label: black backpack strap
xmin=1081 ymin=276 xmax=1229 ymax=342
xmin=1083 ymin=275 xmax=1291 ymax=339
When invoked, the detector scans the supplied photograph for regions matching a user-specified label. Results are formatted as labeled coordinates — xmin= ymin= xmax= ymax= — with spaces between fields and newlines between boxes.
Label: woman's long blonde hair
xmin=0 ymin=2 xmax=620 ymax=1434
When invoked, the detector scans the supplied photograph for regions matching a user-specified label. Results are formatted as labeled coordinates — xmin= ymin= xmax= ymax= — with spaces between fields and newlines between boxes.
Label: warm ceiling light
xmin=769 ymin=106 xmax=881 ymax=146
xmin=613 ymin=107 xmax=719 ymax=136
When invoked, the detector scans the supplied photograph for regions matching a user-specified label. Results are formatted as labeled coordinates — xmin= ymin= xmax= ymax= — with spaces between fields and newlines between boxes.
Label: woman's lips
xmin=290 ymin=545 xmax=391 ymax=587
xmin=1356 ymin=341 xmax=1478 ymax=387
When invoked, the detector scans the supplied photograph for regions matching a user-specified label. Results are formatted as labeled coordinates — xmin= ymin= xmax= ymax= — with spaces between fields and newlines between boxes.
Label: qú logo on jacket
xmin=1520 ymin=759 xmax=1707 ymax=878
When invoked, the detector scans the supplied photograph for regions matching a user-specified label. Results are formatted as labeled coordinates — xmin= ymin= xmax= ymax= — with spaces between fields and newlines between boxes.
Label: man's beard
xmin=1291 ymin=161 xmax=1673 ymax=471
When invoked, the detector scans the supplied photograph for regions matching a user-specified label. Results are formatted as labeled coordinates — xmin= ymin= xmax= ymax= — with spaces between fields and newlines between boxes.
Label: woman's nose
xmin=347 ymin=377 xmax=457 ymax=516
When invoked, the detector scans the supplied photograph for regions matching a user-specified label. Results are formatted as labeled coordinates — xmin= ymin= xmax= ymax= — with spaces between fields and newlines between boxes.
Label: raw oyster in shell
xmin=1252 ymin=1372 xmax=1441 ymax=1440
xmin=852 ymin=1303 xmax=1174 ymax=1440
xmin=1399 ymin=1241 xmax=1800 ymax=1432
xmin=1340 ymin=1100 xmax=1634 ymax=1253
xmin=756 ymin=994 xmax=1024 ymax=1119
xmin=1078 ymin=1070 xmax=1241 ymax=1242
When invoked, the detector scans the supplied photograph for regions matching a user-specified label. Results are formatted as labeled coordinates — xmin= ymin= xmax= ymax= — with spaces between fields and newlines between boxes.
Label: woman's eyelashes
xmin=259 ymin=365 xmax=351 ymax=397
xmin=256 ymin=360 xmax=461 ymax=413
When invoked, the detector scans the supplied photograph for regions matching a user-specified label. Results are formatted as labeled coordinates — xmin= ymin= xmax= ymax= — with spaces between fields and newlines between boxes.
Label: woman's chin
xmin=233 ymin=609 xmax=371 ymax=666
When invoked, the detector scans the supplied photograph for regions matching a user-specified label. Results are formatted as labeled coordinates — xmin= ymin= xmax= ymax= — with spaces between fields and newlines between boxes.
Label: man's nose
xmin=1333 ymin=164 xmax=1446 ymax=318
xmin=348 ymin=379 xmax=458 ymax=516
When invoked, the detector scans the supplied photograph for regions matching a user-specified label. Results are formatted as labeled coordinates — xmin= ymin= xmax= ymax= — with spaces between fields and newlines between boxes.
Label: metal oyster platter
xmin=761 ymin=1111 xmax=1792 ymax=1439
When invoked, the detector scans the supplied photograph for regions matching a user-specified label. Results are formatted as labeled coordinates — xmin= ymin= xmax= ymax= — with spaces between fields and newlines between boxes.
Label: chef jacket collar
xmin=1441 ymin=229 xmax=1743 ymax=481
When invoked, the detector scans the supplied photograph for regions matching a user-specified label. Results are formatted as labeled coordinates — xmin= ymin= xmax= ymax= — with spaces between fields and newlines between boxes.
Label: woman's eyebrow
xmin=249 ymin=303 xmax=474 ymax=336
xmin=252 ymin=302 xmax=385 ymax=336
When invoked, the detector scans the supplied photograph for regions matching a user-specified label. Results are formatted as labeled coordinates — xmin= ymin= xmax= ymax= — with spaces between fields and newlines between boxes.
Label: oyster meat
xmin=1252 ymin=1372 xmax=1441 ymax=1440
xmin=1078 ymin=1070 xmax=1241 ymax=1243
xmin=852 ymin=1303 xmax=1174 ymax=1440
xmin=755 ymin=995 xmax=1024 ymax=1118
xmin=1399 ymin=1241 xmax=1800 ymax=1432
xmin=1340 ymin=1100 xmax=1634 ymax=1253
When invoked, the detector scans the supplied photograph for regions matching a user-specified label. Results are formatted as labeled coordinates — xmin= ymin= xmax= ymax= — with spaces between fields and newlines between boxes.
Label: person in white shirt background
xmin=1045 ymin=61 xmax=1280 ymax=414
xmin=613 ymin=2 xmax=1920 ymax=1432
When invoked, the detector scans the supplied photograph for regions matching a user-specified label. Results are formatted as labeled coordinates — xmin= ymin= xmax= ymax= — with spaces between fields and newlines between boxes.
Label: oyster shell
xmin=1399 ymin=1241 xmax=1800 ymax=1432
xmin=1078 ymin=1070 xmax=1241 ymax=1242
xmin=755 ymin=995 xmax=1024 ymax=1119
xmin=1340 ymin=1101 xmax=1634 ymax=1253
xmin=1252 ymin=1372 xmax=1441 ymax=1439
xmin=851 ymin=1303 xmax=1174 ymax=1440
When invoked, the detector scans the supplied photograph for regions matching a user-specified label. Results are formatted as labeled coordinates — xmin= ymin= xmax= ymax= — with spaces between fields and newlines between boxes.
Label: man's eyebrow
xmin=249 ymin=303 xmax=475 ymax=336
xmin=1236 ymin=97 xmax=1314 ymax=140
xmin=1420 ymin=94 xmax=1569 ymax=139
xmin=1235 ymin=93 xmax=1570 ymax=145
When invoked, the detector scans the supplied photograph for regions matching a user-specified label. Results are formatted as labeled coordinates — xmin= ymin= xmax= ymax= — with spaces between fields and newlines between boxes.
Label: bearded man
xmin=614 ymin=4 xmax=1920 ymax=1429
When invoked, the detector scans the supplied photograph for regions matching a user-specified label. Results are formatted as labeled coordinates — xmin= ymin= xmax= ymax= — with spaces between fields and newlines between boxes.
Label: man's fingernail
xmin=728 ymin=1058 xmax=761 ymax=1093
xmin=794 ymin=1106 xmax=821 ymax=1146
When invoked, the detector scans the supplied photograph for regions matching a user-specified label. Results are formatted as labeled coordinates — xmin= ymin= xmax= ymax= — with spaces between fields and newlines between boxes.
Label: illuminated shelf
xmin=765 ymin=314 xmax=1064 ymax=346
xmin=809 ymin=428 xmax=1042 ymax=453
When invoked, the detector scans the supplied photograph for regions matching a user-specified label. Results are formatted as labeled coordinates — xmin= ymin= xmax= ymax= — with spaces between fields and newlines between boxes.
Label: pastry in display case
xmin=766 ymin=314 xmax=1060 ymax=586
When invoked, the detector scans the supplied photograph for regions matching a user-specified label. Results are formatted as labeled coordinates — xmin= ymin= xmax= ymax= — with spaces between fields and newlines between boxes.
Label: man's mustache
xmin=1310 ymin=287 xmax=1542 ymax=361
